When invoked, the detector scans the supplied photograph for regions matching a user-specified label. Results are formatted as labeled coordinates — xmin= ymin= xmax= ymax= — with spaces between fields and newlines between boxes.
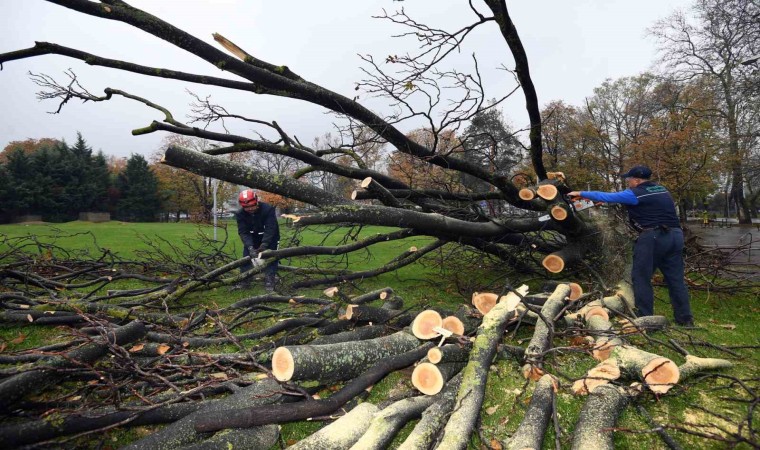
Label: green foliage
xmin=0 ymin=133 xmax=115 ymax=222
xmin=116 ymin=154 xmax=162 ymax=222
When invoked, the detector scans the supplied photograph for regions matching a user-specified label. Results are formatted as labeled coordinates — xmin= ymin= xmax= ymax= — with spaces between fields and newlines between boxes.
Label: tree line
xmin=0 ymin=133 xmax=161 ymax=223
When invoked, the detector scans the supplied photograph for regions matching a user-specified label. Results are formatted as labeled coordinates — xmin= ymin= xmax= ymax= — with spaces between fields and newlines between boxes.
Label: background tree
xmin=650 ymin=0 xmax=760 ymax=222
xmin=116 ymin=154 xmax=161 ymax=222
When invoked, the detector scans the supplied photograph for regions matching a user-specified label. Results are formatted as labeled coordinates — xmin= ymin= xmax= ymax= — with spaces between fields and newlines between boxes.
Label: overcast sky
xmin=0 ymin=0 xmax=694 ymax=158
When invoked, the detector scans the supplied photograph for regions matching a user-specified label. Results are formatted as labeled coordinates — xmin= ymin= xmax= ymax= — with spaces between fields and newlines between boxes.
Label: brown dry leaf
xmin=10 ymin=333 xmax=27 ymax=345
xmin=719 ymin=323 xmax=736 ymax=330
xmin=129 ymin=344 xmax=145 ymax=353
xmin=485 ymin=406 xmax=498 ymax=415
xmin=210 ymin=372 xmax=228 ymax=380
xmin=489 ymin=438 xmax=503 ymax=450
xmin=286 ymin=440 xmax=297 ymax=446
xmin=569 ymin=336 xmax=589 ymax=347
xmin=157 ymin=344 xmax=171 ymax=355
xmin=0 ymin=342 xmax=7 ymax=353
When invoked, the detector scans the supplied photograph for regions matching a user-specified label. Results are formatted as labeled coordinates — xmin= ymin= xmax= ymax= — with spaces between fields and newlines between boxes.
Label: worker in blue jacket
xmin=233 ymin=189 xmax=280 ymax=292
xmin=568 ymin=165 xmax=694 ymax=326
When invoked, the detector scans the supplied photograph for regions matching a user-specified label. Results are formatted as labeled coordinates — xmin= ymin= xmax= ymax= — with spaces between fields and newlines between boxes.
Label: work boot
xmin=264 ymin=275 xmax=276 ymax=293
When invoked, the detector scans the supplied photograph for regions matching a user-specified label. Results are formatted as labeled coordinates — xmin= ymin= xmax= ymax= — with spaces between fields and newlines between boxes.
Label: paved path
xmin=688 ymin=223 xmax=760 ymax=267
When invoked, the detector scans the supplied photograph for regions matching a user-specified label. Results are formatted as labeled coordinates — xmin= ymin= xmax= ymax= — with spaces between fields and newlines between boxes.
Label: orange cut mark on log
xmin=411 ymin=310 xmax=443 ymax=339
xmin=272 ymin=347 xmax=295 ymax=381
xmin=536 ymin=184 xmax=558 ymax=200
xmin=441 ymin=316 xmax=465 ymax=335
xmin=642 ymin=357 xmax=680 ymax=394
xmin=542 ymin=254 xmax=564 ymax=273
xmin=550 ymin=205 xmax=569 ymax=221
xmin=518 ymin=188 xmax=535 ymax=201
xmin=471 ymin=293 xmax=498 ymax=315
xmin=411 ymin=362 xmax=445 ymax=395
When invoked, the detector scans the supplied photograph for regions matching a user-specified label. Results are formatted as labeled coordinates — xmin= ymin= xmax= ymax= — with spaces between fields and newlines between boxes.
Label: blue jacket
xmin=234 ymin=202 xmax=280 ymax=250
xmin=580 ymin=181 xmax=680 ymax=231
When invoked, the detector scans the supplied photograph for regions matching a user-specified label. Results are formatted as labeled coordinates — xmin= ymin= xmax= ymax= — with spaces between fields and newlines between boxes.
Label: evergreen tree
xmin=460 ymin=107 xmax=523 ymax=191
xmin=116 ymin=154 xmax=161 ymax=222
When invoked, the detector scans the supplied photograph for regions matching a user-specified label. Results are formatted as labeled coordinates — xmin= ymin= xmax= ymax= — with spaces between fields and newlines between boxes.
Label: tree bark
xmin=522 ymin=284 xmax=571 ymax=379
xmin=289 ymin=402 xmax=378 ymax=450
xmin=571 ymin=384 xmax=630 ymax=450
xmin=349 ymin=394 xmax=440 ymax=450
xmin=506 ymin=374 xmax=558 ymax=450
xmin=194 ymin=343 xmax=434 ymax=432
xmin=397 ymin=373 xmax=463 ymax=450
xmin=271 ymin=330 xmax=421 ymax=382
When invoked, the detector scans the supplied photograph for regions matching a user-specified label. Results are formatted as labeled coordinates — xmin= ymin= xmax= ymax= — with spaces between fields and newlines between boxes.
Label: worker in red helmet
xmin=232 ymin=189 xmax=280 ymax=291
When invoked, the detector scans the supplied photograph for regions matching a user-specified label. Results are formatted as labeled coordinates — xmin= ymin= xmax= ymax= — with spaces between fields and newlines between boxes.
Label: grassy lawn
xmin=1 ymin=221 xmax=757 ymax=449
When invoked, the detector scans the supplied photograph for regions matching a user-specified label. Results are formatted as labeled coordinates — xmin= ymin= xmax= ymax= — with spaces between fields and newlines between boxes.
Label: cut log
xmin=434 ymin=285 xmax=526 ymax=449
xmin=584 ymin=305 xmax=609 ymax=322
xmin=498 ymin=284 xmax=530 ymax=312
xmin=309 ymin=325 xmax=389 ymax=346
xmin=411 ymin=361 xmax=466 ymax=395
xmin=550 ymin=204 xmax=570 ymax=221
xmin=427 ymin=343 xmax=471 ymax=364
xmin=542 ymin=280 xmax=583 ymax=301
xmin=571 ymin=359 xmax=622 ymax=395
xmin=181 ymin=425 xmax=279 ymax=450
xmin=345 ymin=304 xmax=408 ymax=325
xmin=411 ymin=310 xmax=444 ymax=339
xmin=618 ymin=315 xmax=669 ymax=334
xmin=289 ymin=402 xmax=378 ymax=450
xmin=571 ymin=384 xmax=630 ymax=450
xmin=0 ymin=320 xmax=146 ymax=412
xmin=678 ymin=355 xmax=733 ymax=380
xmin=541 ymin=244 xmax=585 ymax=273
xmin=586 ymin=315 xmax=623 ymax=361
xmin=610 ymin=346 xmax=680 ymax=394
xmin=441 ymin=316 xmax=465 ymax=335
xmin=324 ymin=286 xmax=339 ymax=298
xmin=518 ymin=187 xmax=536 ymax=200
xmin=471 ymin=292 xmax=499 ymax=315
xmin=522 ymin=284 xmax=571 ymax=380
xmin=350 ymin=287 xmax=394 ymax=305
xmin=271 ymin=330 xmax=421 ymax=382
xmin=397 ymin=373 xmax=463 ymax=450
xmin=194 ymin=343 xmax=434 ymax=432
xmin=349 ymin=394 xmax=440 ymax=450
xmin=536 ymin=184 xmax=558 ymax=200
xmin=506 ymin=374 xmax=558 ymax=450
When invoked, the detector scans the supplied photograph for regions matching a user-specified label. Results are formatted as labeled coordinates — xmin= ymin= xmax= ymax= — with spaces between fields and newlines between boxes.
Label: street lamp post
xmin=212 ymin=179 xmax=219 ymax=241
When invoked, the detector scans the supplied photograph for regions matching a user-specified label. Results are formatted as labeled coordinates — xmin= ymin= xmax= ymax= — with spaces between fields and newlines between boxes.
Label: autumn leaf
xmin=485 ymin=405 xmax=499 ymax=415
xmin=719 ymin=324 xmax=736 ymax=330
xmin=10 ymin=333 xmax=27 ymax=345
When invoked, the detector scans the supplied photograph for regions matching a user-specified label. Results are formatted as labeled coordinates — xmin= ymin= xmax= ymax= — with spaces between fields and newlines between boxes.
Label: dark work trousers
xmin=631 ymin=227 xmax=692 ymax=324
xmin=241 ymin=240 xmax=279 ymax=281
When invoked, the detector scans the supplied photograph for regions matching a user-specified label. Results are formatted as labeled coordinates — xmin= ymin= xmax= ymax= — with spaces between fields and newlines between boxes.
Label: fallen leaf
xmin=719 ymin=324 xmax=736 ymax=330
xmin=485 ymin=406 xmax=499 ymax=415
xmin=0 ymin=343 xmax=7 ymax=353
xmin=489 ymin=438 xmax=503 ymax=450
xmin=10 ymin=333 xmax=27 ymax=345
xmin=129 ymin=344 xmax=145 ymax=353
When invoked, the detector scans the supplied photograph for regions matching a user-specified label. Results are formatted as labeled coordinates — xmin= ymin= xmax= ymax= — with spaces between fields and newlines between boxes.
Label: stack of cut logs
xmin=229 ymin=280 xmax=732 ymax=450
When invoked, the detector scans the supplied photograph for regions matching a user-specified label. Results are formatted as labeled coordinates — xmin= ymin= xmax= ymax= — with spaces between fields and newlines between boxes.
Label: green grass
xmin=1 ymin=221 xmax=757 ymax=449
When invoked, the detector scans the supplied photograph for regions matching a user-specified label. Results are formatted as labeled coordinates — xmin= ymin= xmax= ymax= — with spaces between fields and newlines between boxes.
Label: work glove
xmin=248 ymin=246 xmax=265 ymax=268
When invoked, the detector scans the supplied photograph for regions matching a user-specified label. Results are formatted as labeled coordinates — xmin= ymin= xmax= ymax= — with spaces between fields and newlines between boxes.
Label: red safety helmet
xmin=238 ymin=189 xmax=259 ymax=208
